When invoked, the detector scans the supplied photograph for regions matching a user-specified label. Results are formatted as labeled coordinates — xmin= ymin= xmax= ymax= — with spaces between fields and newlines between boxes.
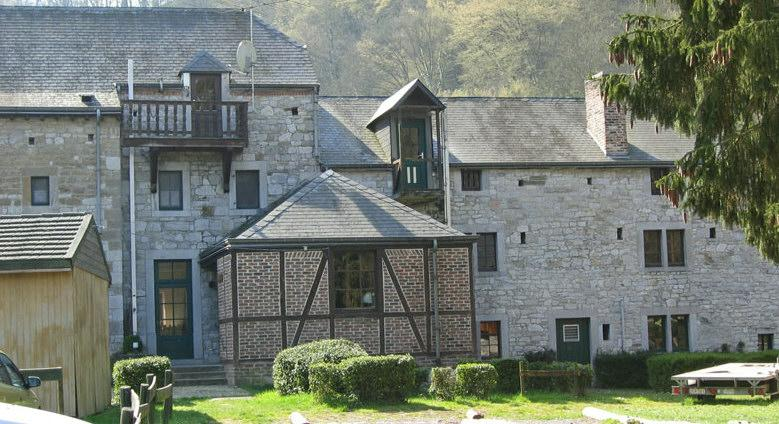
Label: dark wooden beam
xmin=222 ymin=150 xmax=233 ymax=193
xmin=149 ymin=148 xmax=159 ymax=194
xmin=121 ymin=138 xmax=248 ymax=148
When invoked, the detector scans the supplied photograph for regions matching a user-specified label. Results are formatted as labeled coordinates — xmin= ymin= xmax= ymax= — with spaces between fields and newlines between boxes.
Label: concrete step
xmin=172 ymin=364 xmax=224 ymax=374
xmin=172 ymin=363 xmax=227 ymax=386
xmin=175 ymin=376 xmax=228 ymax=386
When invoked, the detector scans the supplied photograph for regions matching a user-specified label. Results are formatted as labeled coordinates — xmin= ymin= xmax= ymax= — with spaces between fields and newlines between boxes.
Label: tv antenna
xmin=237 ymin=8 xmax=258 ymax=111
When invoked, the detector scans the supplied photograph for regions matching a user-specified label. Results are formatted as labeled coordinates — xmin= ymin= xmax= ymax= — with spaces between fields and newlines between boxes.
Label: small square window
xmin=480 ymin=321 xmax=501 ymax=359
xmin=461 ymin=170 xmax=481 ymax=191
xmin=586 ymin=177 xmax=593 ymax=185
xmin=602 ymin=324 xmax=611 ymax=341
xmin=650 ymin=167 xmax=671 ymax=195
xmin=28 ymin=137 xmax=35 ymax=145
xmin=476 ymin=232 xmax=497 ymax=272
xmin=291 ymin=107 xmax=299 ymax=116
xmin=159 ymin=171 xmax=183 ymax=211
xmin=758 ymin=333 xmax=774 ymax=351
xmin=235 ymin=170 xmax=260 ymax=209
xmin=87 ymin=134 xmax=95 ymax=142
xmin=517 ymin=179 xmax=524 ymax=187
xmin=617 ymin=227 xmax=623 ymax=240
xmin=30 ymin=176 xmax=50 ymax=206
xmin=709 ymin=227 xmax=716 ymax=239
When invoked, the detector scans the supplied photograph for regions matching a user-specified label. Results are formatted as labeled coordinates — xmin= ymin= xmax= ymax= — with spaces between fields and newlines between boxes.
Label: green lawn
xmin=85 ymin=388 xmax=779 ymax=424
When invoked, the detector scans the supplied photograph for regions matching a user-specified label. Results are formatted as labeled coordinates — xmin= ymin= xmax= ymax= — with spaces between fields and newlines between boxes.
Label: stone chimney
xmin=585 ymin=74 xmax=628 ymax=157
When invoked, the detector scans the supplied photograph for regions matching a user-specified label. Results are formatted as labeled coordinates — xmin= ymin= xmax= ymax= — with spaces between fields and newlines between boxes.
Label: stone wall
xmin=125 ymin=86 xmax=320 ymax=361
xmin=450 ymin=166 xmax=779 ymax=358
xmin=216 ymin=246 xmax=475 ymax=385
xmin=0 ymin=115 xmax=125 ymax=351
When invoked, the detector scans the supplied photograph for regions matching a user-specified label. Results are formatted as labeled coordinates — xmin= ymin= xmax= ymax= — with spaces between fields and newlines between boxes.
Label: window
xmin=647 ymin=315 xmax=667 ymax=352
xmin=671 ymin=314 xmax=689 ymax=352
xmin=709 ymin=227 xmax=716 ymax=239
xmin=666 ymin=230 xmax=686 ymax=267
xmin=28 ymin=137 xmax=35 ymax=145
xmin=617 ymin=227 xmax=623 ymax=240
xmin=758 ymin=334 xmax=774 ymax=351
xmin=562 ymin=324 xmax=580 ymax=342
xmin=159 ymin=171 xmax=183 ymax=211
xmin=602 ymin=324 xmax=611 ymax=341
xmin=650 ymin=167 xmax=671 ymax=195
xmin=586 ymin=177 xmax=593 ymax=185
xmin=476 ymin=232 xmax=497 ymax=271
xmin=30 ymin=176 xmax=50 ymax=206
xmin=333 ymin=250 xmax=376 ymax=310
xmin=480 ymin=321 xmax=501 ymax=359
xmin=643 ymin=230 xmax=662 ymax=267
xmin=642 ymin=229 xmax=686 ymax=268
xmin=461 ymin=170 xmax=482 ymax=191
xmin=235 ymin=170 xmax=260 ymax=209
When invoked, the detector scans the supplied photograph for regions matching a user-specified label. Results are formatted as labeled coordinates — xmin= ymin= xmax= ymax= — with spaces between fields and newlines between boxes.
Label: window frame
xmin=479 ymin=321 xmax=502 ymax=359
xmin=30 ymin=176 xmax=50 ymax=206
xmin=331 ymin=249 xmax=379 ymax=312
xmin=476 ymin=232 xmax=498 ymax=272
xmin=461 ymin=169 xmax=482 ymax=191
xmin=158 ymin=170 xmax=184 ymax=211
xmin=647 ymin=315 xmax=668 ymax=353
xmin=235 ymin=170 xmax=261 ymax=210
xmin=640 ymin=228 xmax=688 ymax=270
xmin=650 ymin=167 xmax=671 ymax=195
xmin=671 ymin=314 xmax=690 ymax=352
xmin=758 ymin=333 xmax=774 ymax=351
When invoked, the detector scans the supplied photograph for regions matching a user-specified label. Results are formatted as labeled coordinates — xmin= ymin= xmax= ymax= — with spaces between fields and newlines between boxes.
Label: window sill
xmin=642 ymin=266 xmax=688 ymax=273
xmin=153 ymin=209 xmax=191 ymax=218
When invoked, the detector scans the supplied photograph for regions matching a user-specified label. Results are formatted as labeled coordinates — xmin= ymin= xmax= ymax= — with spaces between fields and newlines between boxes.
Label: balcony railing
xmin=121 ymin=100 xmax=248 ymax=147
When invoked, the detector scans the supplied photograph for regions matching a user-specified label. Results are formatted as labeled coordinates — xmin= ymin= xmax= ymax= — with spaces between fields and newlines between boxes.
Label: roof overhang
xmin=0 ymin=259 xmax=72 ymax=273
xmin=0 ymin=107 xmax=122 ymax=116
xmin=200 ymin=235 xmax=478 ymax=264
xmin=367 ymin=79 xmax=446 ymax=129
xmin=448 ymin=160 xmax=677 ymax=169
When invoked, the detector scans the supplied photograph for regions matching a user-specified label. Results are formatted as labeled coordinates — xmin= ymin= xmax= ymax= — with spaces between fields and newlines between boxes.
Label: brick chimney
xmin=585 ymin=73 xmax=628 ymax=157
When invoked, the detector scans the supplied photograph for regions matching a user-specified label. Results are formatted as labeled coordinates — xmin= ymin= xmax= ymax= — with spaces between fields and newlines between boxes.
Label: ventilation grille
xmin=562 ymin=324 xmax=580 ymax=343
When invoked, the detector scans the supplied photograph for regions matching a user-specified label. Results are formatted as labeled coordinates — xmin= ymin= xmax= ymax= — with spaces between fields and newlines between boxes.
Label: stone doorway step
xmin=171 ymin=361 xmax=227 ymax=386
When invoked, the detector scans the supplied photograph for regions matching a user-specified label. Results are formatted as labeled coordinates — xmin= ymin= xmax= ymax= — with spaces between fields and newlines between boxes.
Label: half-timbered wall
xmin=216 ymin=246 xmax=475 ymax=385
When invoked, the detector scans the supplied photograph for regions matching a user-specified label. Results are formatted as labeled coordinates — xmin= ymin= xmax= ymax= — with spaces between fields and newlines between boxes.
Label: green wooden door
xmin=555 ymin=318 xmax=590 ymax=363
xmin=399 ymin=119 xmax=428 ymax=190
xmin=155 ymin=260 xmax=194 ymax=359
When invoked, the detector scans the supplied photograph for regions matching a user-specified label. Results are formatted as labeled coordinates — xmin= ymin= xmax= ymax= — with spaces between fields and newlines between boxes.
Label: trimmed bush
xmin=310 ymin=354 xmax=416 ymax=405
xmin=428 ymin=367 xmax=457 ymax=400
xmin=647 ymin=350 xmax=779 ymax=391
xmin=273 ymin=339 xmax=367 ymax=394
xmin=415 ymin=366 xmax=431 ymax=390
xmin=594 ymin=351 xmax=653 ymax=388
xmin=489 ymin=358 xmax=521 ymax=392
xmin=523 ymin=361 xmax=593 ymax=393
xmin=524 ymin=348 xmax=556 ymax=363
xmin=455 ymin=363 xmax=497 ymax=398
xmin=112 ymin=355 xmax=171 ymax=400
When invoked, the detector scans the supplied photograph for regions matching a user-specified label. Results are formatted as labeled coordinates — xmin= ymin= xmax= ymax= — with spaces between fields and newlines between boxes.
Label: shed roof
xmin=0 ymin=213 xmax=110 ymax=279
xmin=180 ymin=50 xmax=231 ymax=75
xmin=203 ymin=170 xmax=469 ymax=259
xmin=317 ymin=96 xmax=693 ymax=168
xmin=0 ymin=6 xmax=317 ymax=109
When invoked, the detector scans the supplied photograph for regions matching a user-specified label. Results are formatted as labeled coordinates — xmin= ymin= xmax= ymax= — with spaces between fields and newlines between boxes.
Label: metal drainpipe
xmin=128 ymin=58 xmax=138 ymax=336
xmin=431 ymin=238 xmax=441 ymax=364
xmin=313 ymin=89 xmax=319 ymax=159
xmin=620 ymin=299 xmax=625 ymax=351
xmin=94 ymin=108 xmax=102 ymax=228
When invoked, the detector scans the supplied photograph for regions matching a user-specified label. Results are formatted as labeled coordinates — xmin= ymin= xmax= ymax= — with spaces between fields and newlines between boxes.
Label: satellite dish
xmin=236 ymin=40 xmax=257 ymax=73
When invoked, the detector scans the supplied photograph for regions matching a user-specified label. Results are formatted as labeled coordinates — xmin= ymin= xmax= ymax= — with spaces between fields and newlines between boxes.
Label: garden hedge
xmin=310 ymin=354 xmax=416 ymax=405
xmin=455 ymin=363 xmax=498 ymax=398
xmin=429 ymin=367 xmax=457 ymax=400
xmin=647 ymin=350 xmax=779 ymax=391
xmin=594 ymin=351 xmax=653 ymax=388
xmin=273 ymin=339 xmax=367 ymax=394
xmin=489 ymin=358 xmax=521 ymax=392
xmin=112 ymin=355 xmax=171 ymax=400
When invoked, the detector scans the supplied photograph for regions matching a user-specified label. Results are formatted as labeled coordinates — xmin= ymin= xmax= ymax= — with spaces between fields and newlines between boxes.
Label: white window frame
xmin=153 ymin=161 xmax=191 ymax=217
xmin=229 ymin=161 xmax=268 ymax=215
xmin=638 ymin=225 xmax=690 ymax=271
xmin=562 ymin=324 xmax=580 ymax=343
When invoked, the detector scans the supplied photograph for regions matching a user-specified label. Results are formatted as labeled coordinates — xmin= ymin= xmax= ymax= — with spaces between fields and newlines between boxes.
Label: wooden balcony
xmin=120 ymin=100 xmax=249 ymax=148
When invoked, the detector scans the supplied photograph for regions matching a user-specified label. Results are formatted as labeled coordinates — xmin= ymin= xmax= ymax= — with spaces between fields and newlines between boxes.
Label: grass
xmin=85 ymin=388 xmax=779 ymax=424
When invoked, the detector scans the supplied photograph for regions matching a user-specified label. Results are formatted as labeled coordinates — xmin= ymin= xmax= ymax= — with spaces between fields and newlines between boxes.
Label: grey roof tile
xmin=0 ymin=213 xmax=92 ymax=264
xmin=0 ymin=6 xmax=317 ymax=108
xmin=318 ymin=97 xmax=389 ymax=166
xmin=232 ymin=170 xmax=463 ymax=241
xmin=180 ymin=50 xmax=231 ymax=74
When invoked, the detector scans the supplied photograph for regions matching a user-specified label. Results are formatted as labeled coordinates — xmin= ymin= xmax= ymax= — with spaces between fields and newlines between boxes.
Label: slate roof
xmin=180 ymin=50 xmax=231 ymax=74
xmin=0 ymin=6 xmax=318 ymax=109
xmin=366 ymin=79 xmax=445 ymax=128
xmin=203 ymin=171 xmax=468 ymax=257
xmin=318 ymin=97 xmax=390 ymax=167
xmin=0 ymin=213 xmax=101 ymax=272
xmin=317 ymin=96 xmax=694 ymax=167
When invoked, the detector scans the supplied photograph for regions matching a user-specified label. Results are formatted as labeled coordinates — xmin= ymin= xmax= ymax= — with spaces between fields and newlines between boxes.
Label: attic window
xmin=80 ymin=94 xmax=97 ymax=106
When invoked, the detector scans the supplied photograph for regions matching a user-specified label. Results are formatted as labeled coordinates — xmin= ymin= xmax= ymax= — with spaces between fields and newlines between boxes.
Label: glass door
xmin=155 ymin=260 xmax=194 ymax=359
xmin=191 ymin=74 xmax=222 ymax=138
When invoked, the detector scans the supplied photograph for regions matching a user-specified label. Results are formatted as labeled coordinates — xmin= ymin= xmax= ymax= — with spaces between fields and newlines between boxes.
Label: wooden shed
xmin=0 ymin=213 xmax=111 ymax=417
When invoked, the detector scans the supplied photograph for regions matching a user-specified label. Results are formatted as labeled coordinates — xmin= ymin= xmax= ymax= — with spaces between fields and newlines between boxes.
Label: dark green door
xmin=556 ymin=318 xmax=590 ymax=363
xmin=399 ymin=119 xmax=428 ymax=190
xmin=155 ymin=260 xmax=194 ymax=359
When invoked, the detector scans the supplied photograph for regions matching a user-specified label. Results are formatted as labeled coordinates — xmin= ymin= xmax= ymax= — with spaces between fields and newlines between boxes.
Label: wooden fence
xmin=119 ymin=370 xmax=174 ymax=424
xmin=518 ymin=362 xmax=587 ymax=396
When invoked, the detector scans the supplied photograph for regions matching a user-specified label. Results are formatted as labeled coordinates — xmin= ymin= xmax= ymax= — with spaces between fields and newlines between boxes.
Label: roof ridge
xmin=0 ymin=212 xmax=90 ymax=219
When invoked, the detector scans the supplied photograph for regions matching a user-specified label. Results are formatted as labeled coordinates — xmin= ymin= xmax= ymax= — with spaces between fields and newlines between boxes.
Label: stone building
xmin=0 ymin=5 xmax=776 ymax=383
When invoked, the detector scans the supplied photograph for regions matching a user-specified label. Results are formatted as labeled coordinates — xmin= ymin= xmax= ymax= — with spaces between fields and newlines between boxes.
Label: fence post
xmin=57 ymin=376 xmax=64 ymax=415
xmin=120 ymin=407 xmax=134 ymax=424
xmin=120 ymin=386 xmax=132 ymax=408
xmin=518 ymin=361 xmax=525 ymax=396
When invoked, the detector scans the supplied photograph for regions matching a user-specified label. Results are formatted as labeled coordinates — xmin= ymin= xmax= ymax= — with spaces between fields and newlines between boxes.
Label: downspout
xmin=619 ymin=299 xmax=625 ymax=351
xmin=431 ymin=239 xmax=441 ymax=364
xmin=442 ymin=110 xmax=451 ymax=225
xmin=94 ymin=108 xmax=102 ymax=228
xmin=313 ymin=89 xmax=319 ymax=159
xmin=128 ymin=59 xmax=138 ymax=336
